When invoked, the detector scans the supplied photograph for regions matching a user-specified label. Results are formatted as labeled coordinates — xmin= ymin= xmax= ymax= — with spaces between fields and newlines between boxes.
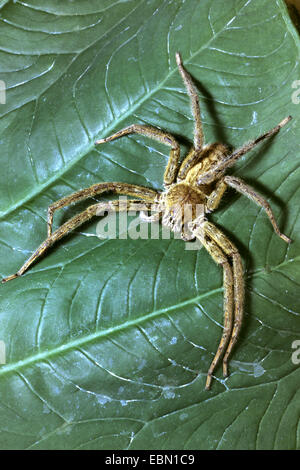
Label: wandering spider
xmin=2 ymin=52 xmax=292 ymax=390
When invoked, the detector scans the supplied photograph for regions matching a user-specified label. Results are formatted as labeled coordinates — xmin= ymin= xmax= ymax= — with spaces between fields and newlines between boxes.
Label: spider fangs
xmin=2 ymin=52 xmax=292 ymax=390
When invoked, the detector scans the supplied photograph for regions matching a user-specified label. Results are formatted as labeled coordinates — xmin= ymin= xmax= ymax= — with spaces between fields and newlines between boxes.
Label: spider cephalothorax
xmin=2 ymin=52 xmax=292 ymax=390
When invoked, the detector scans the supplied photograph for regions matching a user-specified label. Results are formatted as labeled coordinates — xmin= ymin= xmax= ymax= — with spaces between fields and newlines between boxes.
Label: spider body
xmin=159 ymin=143 xmax=231 ymax=239
xmin=2 ymin=53 xmax=292 ymax=390
xmin=161 ymin=183 xmax=205 ymax=236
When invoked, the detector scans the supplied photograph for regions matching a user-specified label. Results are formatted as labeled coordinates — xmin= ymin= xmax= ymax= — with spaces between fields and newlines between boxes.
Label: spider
xmin=2 ymin=52 xmax=292 ymax=390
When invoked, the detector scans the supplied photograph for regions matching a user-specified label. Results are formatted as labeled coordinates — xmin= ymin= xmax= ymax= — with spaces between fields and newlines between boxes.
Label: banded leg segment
xmin=193 ymin=226 xmax=234 ymax=390
xmin=195 ymin=117 xmax=292 ymax=186
xmin=223 ymin=252 xmax=244 ymax=372
xmin=203 ymin=221 xmax=244 ymax=379
xmin=206 ymin=180 xmax=228 ymax=212
xmin=47 ymin=182 xmax=158 ymax=237
xmin=95 ymin=124 xmax=180 ymax=185
xmin=224 ymin=175 xmax=292 ymax=243
xmin=219 ymin=116 xmax=292 ymax=172
xmin=175 ymin=52 xmax=204 ymax=150
xmin=2 ymin=200 xmax=155 ymax=283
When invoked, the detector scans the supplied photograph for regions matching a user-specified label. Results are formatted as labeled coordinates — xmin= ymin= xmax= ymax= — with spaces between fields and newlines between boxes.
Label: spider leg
xmin=191 ymin=223 xmax=234 ymax=390
xmin=198 ymin=116 xmax=292 ymax=184
xmin=224 ymin=175 xmax=292 ymax=243
xmin=221 ymin=116 xmax=292 ymax=171
xmin=2 ymin=199 xmax=154 ymax=283
xmin=175 ymin=52 xmax=203 ymax=150
xmin=206 ymin=179 xmax=228 ymax=212
xmin=95 ymin=124 xmax=180 ymax=185
xmin=203 ymin=221 xmax=244 ymax=382
xmin=47 ymin=182 xmax=157 ymax=236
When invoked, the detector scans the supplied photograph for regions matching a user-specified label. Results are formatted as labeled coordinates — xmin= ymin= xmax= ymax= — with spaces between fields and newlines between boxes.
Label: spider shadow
xmin=192 ymin=76 xmax=231 ymax=145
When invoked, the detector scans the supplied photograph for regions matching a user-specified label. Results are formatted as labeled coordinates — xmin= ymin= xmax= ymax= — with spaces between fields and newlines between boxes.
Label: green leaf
xmin=0 ymin=0 xmax=299 ymax=450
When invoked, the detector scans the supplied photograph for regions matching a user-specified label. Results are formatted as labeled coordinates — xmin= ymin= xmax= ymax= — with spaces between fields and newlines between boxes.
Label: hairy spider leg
xmin=206 ymin=176 xmax=291 ymax=243
xmin=224 ymin=176 xmax=292 ymax=243
xmin=192 ymin=223 xmax=234 ymax=390
xmin=202 ymin=221 xmax=244 ymax=385
xmin=1 ymin=199 xmax=157 ymax=283
xmin=95 ymin=124 xmax=180 ymax=185
xmin=175 ymin=52 xmax=203 ymax=151
xmin=206 ymin=180 xmax=228 ymax=212
xmin=197 ymin=116 xmax=292 ymax=185
xmin=175 ymin=52 xmax=207 ymax=181
xmin=47 ymin=182 xmax=157 ymax=236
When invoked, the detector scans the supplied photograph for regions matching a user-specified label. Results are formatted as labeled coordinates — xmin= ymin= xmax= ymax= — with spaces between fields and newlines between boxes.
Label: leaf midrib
xmin=0 ymin=285 xmax=221 ymax=377
xmin=1 ymin=253 xmax=298 ymax=378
